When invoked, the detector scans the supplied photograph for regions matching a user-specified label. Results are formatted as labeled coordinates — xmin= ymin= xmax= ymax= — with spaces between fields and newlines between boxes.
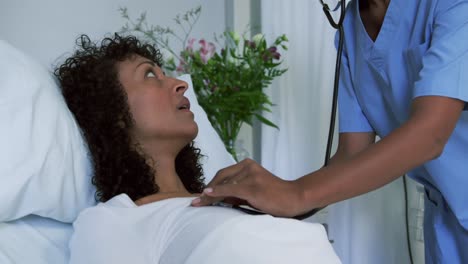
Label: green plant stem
xmin=181 ymin=11 xmax=201 ymax=49
xmin=119 ymin=6 xmax=288 ymax=157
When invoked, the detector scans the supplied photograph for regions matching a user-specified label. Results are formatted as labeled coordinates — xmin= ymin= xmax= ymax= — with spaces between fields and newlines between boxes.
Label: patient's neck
xmin=137 ymin=139 xmax=190 ymax=195
xmin=152 ymin=156 xmax=189 ymax=194
xmin=136 ymin=138 xmax=190 ymax=196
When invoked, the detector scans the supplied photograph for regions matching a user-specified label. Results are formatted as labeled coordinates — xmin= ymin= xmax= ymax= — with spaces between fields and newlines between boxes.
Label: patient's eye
xmin=146 ymin=70 xmax=156 ymax=78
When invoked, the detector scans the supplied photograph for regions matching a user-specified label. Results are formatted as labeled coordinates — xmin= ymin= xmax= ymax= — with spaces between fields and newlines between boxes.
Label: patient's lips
xmin=177 ymin=97 xmax=191 ymax=112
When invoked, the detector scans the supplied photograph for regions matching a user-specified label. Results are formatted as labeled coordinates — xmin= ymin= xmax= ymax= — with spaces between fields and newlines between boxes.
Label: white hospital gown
xmin=69 ymin=194 xmax=340 ymax=264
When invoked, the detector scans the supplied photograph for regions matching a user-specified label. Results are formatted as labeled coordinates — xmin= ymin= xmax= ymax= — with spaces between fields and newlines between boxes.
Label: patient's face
xmin=118 ymin=55 xmax=198 ymax=146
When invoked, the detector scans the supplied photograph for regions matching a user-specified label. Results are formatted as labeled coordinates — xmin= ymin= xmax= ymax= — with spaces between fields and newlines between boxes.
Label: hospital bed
xmin=0 ymin=39 xmax=339 ymax=263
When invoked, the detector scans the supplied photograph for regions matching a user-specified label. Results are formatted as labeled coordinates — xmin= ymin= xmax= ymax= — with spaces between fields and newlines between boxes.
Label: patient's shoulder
xmin=135 ymin=192 xmax=199 ymax=206
xmin=104 ymin=193 xmax=137 ymax=207
xmin=73 ymin=194 xmax=135 ymax=226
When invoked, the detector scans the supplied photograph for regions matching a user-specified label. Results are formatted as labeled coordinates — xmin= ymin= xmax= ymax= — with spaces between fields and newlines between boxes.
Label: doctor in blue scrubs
xmin=192 ymin=0 xmax=468 ymax=262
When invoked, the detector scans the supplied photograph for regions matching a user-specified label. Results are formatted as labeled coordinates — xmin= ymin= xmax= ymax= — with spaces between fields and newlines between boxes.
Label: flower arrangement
xmin=119 ymin=6 xmax=288 ymax=160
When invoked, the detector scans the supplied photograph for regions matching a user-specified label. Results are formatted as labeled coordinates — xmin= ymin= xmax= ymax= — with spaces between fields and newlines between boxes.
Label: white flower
xmin=161 ymin=48 xmax=174 ymax=62
xmin=228 ymin=56 xmax=238 ymax=65
xmin=228 ymin=31 xmax=241 ymax=45
xmin=252 ymin=33 xmax=264 ymax=46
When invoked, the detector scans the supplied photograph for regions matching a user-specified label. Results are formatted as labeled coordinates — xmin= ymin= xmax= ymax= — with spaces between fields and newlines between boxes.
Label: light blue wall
xmin=0 ymin=0 xmax=226 ymax=70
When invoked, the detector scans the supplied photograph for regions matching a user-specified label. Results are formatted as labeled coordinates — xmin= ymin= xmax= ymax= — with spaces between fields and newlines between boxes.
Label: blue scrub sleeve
xmin=413 ymin=1 xmax=468 ymax=110
xmin=335 ymin=34 xmax=374 ymax=133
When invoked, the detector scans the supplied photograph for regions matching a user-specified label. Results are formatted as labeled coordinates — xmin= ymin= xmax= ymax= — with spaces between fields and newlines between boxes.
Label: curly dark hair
xmin=55 ymin=33 xmax=205 ymax=202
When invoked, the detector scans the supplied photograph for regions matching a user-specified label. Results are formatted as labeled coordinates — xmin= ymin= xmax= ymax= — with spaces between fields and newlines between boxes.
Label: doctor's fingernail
xmin=204 ymin=188 xmax=213 ymax=194
xmin=191 ymin=198 xmax=201 ymax=205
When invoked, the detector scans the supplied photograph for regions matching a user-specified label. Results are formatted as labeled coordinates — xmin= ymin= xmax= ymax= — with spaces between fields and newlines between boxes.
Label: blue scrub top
xmin=337 ymin=0 xmax=468 ymax=262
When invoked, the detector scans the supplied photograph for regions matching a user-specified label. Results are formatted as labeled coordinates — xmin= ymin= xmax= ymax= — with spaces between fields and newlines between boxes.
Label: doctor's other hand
xmin=191 ymin=159 xmax=306 ymax=217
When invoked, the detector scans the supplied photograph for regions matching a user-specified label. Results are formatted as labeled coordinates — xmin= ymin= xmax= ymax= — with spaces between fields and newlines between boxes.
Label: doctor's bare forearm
xmin=328 ymin=132 xmax=376 ymax=166
xmin=295 ymin=96 xmax=464 ymax=212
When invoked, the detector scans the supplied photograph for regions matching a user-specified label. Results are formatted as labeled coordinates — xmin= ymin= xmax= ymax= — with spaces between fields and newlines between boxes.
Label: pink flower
xmin=199 ymin=39 xmax=206 ymax=48
xmin=186 ymin=38 xmax=196 ymax=52
xmin=199 ymin=39 xmax=216 ymax=63
xmin=244 ymin=40 xmax=256 ymax=49
xmin=176 ymin=59 xmax=186 ymax=73
xmin=273 ymin=52 xmax=281 ymax=60
xmin=267 ymin=46 xmax=281 ymax=60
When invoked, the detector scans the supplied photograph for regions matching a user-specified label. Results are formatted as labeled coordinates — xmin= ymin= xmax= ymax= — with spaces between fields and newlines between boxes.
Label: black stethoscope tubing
xmin=321 ymin=0 xmax=346 ymax=167
xmin=294 ymin=0 xmax=347 ymax=219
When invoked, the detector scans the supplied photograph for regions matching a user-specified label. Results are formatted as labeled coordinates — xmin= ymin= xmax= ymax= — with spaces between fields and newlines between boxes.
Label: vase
xmin=227 ymin=139 xmax=250 ymax=162
xmin=234 ymin=139 xmax=250 ymax=162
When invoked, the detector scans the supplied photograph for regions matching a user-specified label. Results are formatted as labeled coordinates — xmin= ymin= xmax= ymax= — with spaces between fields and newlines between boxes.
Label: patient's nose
xmin=174 ymin=80 xmax=188 ymax=94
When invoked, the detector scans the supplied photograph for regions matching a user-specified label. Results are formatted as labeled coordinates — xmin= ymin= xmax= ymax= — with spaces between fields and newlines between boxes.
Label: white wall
xmin=0 ymin=0 xmax=225 ymax=70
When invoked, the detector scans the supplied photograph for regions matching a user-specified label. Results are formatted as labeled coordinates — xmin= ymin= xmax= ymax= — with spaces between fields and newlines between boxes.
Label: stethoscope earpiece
xmin=319 ymin=0 xmax=346 ymax=29
xmin=319 ymin=0 xmax=342 ymax=12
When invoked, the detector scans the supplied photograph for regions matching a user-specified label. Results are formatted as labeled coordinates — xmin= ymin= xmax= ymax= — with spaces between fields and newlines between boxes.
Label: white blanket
xmin=70 ymin=194 xmax=340 ymax=264
xmin=0 ymin=215 xmax=72 ymax=264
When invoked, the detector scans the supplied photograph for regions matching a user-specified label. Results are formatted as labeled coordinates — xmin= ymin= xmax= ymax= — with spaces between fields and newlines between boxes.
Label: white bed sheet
xmin=0 ymin=215 xmax=72 ymax=264
xmin=70 ymin=194 xmax=341 ymax=264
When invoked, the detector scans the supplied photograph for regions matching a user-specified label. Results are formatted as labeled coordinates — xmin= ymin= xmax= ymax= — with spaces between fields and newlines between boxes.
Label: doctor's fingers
xmin=201 ymin=163 xmax=273 ymax=201
xmin=190 ymin=180 xmax=248 ymax=207
xmin=205 ymin=181 xmax=253 ymax=201
xmin=206 ymin=168 xmax=305 ymax=217
xmin=191 ymin=159 xmax=264 ymax=207
xmin=206 ymin=158 xmax=258 ymax=188
xmin=193 ymin=174 xmax=249 ymax=207
xmin=192 ymin=174 xmax=252 ymax=207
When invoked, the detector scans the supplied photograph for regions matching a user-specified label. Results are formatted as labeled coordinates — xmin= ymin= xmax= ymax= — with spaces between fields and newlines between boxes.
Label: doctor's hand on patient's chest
xmin=191 ymin=158 xmax=306 ymax=217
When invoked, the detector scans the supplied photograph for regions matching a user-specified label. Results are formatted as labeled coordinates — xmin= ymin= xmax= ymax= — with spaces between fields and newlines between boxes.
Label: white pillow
xmin=0 ymin=40 xmax=233 ymax=223
xmin=0 ymin=40 xmax=95 ymax=223
xmin=177 ymin=74 xmax=236 ymax=183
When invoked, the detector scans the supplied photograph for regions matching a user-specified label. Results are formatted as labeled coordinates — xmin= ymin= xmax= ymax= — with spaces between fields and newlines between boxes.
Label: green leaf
xmin=118 ymin=5 xmax=287 ymax=141
xmin=254 ymin=114 xmax=279 ymax=129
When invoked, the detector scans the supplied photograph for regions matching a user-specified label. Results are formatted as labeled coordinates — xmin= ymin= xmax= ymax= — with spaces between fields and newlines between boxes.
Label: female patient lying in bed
xmin=55 ymin=34 xmax=340 ymax=264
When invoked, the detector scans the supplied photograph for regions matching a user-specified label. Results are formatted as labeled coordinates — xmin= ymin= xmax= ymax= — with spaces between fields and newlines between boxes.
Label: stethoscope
xmin=316 ymin=6 xmax=415 ymax=263
xmin=218 ymin=1 xmax=348 ymax=219
xmin=294 ymin=0 xmax=347 ymax=219
xmin=320 ymin=0 xmax=347 ymax=167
